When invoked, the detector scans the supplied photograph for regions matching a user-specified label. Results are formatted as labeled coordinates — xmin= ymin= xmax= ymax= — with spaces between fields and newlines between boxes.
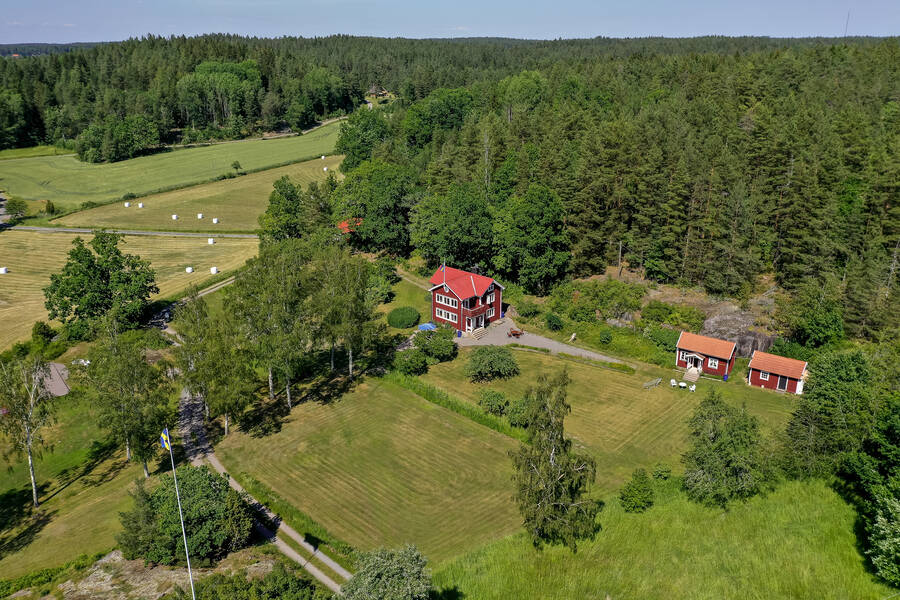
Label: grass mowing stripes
xmin=432 ymin=478 xmax=893 ymax=600
xmin=55 ymin=155 xmax=343 ymax=233
xmin=382 ymin=371 xmax=529 ymax=443
xmin=216 ymin=379 xmax=521 ymax=564
xmin=0 ymin=121 xmax=339 ymax=212
xmin=0 ymin=230 xmax=258 ymax=349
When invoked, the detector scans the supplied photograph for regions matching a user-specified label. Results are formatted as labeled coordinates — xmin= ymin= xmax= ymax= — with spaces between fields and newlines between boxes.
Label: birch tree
xmin=0 ymin=356 xmax=56 ymax=508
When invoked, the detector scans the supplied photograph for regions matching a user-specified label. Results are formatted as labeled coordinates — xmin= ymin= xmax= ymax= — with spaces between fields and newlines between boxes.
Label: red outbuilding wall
xmin=748 ymin=368 xmax=800 ymax=393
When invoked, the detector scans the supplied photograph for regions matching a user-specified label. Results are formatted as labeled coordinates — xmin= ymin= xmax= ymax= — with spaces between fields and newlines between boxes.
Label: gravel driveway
xmin=457 ymin=319 xmax=622 ymax=363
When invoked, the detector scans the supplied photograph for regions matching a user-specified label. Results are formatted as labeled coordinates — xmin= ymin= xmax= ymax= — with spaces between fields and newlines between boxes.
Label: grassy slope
xmin=0 ymin=146 xmax=72 ymax=161
xmin=55 ymin=155 xmax=344 ymax=232
xmin=0 ymin=122 xmax=339 ymax=211
xmin=0 ymin=230 xmax=257 ymax=349
xmin=215 ymin=378 xmax=521 ymax=564
xmin=433 ymin=479 xmax=892 ymax=600
xmin=0 ymin=396 xmax=142 ymax=578
xmin=379 ymin=278 xmax=433 ymax=335
xmin=420 ymin=348 xmax=793 ymax=491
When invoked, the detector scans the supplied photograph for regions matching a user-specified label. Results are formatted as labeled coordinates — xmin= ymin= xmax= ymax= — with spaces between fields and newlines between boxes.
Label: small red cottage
xmin=428 ymin=266 xmax=503 ymax=334
xmin=747 ymin=351 xmax=808 ymax=394
xmin=675 ymin=331 xmax=737 ymax=378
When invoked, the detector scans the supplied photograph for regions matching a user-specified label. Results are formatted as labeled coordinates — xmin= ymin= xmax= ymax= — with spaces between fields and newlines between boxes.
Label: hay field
xmin=56 ymin=155 xmax=343 ymax=232
xmin=0 ymin=230 xmax=257 ymax=349
xmin=0 ymin=121 xmax=339 ymax=212
xmin=216 ymin=379 xmax=521 ymax=564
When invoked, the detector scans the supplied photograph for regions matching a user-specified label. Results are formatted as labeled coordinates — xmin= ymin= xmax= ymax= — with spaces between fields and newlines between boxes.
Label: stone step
xmin=471 ymin=327 xmax=489 ymax=340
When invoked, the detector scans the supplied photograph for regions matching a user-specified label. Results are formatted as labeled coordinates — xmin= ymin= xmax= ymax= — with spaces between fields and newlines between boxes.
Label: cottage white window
xmin=487 ymin=307 xmax=495 ymax=318
xmin=435 ymin=293 xmax=458 ymax=308
xmin=707 ymin=357 xmax=719 ymax=369
xmin=487 ymin=292 xmax=495 ymax=304
xmin=759 ymin=371 xmax=769 ymax=381
xmin=679 ymin=350 xmax=687 ymax=361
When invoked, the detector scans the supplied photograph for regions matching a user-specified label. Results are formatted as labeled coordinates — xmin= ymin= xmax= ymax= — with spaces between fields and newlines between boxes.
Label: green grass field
xmin=420 ymin=348 xmax=793 ymax=491
xmin=216 ymin=379 xmax=521 ymax=564
xmin=0 ymin=146 xmax=73 ymax=161
xmin=55 ymin=155 xmax=343 ymax=232
xmin=0 ymin=121 xmax=339 ymax=212
xmin=0 ymin=230 xmax=258 ymax=349
xmin=0 ymin=396 xmax=143 ymax=578
xmin=432 ymin=478 xmax=893 ymax=599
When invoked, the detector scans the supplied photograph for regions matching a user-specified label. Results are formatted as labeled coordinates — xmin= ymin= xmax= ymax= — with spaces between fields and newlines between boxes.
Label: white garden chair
xmin=670 ymin=379 xmax=677 ymax=387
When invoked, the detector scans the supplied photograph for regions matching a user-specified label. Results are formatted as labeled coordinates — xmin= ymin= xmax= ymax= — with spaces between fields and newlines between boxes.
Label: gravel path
xmin=10 ymin=225 xmax=257 ymax=238
xmin=457 ymin=318 xmax=622 ymax=364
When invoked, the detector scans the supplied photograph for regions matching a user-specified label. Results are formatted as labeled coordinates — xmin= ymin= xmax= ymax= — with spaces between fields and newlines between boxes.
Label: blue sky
xmin=2 ymin=0 xmax=899 ymax=44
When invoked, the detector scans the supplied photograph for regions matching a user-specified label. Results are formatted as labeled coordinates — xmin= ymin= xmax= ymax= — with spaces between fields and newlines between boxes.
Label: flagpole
xmin=165 ymin=428 xmax=196 ymax=600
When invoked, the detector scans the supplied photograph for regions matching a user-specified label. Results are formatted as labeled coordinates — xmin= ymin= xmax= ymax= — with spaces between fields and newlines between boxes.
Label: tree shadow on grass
xmin=43 ymin=437 xmax=120 ymax=503
xmin=431 ymin=587 xmax=465 ymax=600
xmin=830 ymin=477 xmax=882 ymax=579
xmin=0 ymin=493 xmax=56 ymax=561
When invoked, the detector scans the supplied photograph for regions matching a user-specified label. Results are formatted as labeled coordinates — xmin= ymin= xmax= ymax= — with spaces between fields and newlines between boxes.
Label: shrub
xmin=387 ymin=306 xmax=420 ymax=329
xmin=394 ymin=349 xmax=428 ymax=375
xmin=652 ymin=463 xmax=672 ymax=480
xmin=619 ymin=468 xmax=655 ymax=513
xmin=161 ymin=562 xmax=316 ymax=600
xmin=478 ymin=389 xmax=508 ymax=416
xmin=414 ymin=327 xmax=457 ymax=362
xmin=545 ymin=313 xmax=564 ymax=331
xmin=44 ymin=199 xmax=57 ymax=215
xmin=643 ymin=324 xmax=680 ymax=352
xmin=868 ymin=495 xmax=900 ymax=586
xmin=4 ymin=197 xmax=27 ymax=221
xmin=516 ymin=300 xmax=541 ymax=318
xmin=31 ymin=321 xmax=55 ymax=348
xmin=464 ymin=346 xmax=520 ymax=382
xmin=117 ymin=466 xmax=253 ymax=565
xmin=568 ymin=302 xmax=597 ymax=323
xmin=596 ymin=327 xmax=613 ymax=344
xmin=343 ymin=545 xmax=432 ymax=600
xmin=506 ymin=395 xmax=532 ymax=428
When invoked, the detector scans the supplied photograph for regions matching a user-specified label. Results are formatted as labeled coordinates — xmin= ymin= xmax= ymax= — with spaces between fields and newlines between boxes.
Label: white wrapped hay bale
xmin=138 ymin=202 xmax=144 ymax=208
xmin=185 ymin=266 xmax=194 ymax=273
xmin=172 ymin=214 xmax=178 ymax=220
xmin=124 ymin=202 xmax=131 ymax=208
xmin=212 ymin=218 xmax=219 ymax=224
xmin=321 ymin=155 xmax=325 ymax=160
xmin=197 ymin=213 xmax=203 ymax=219
xmin=0 ymin=267 xmax=8 ymax=274
xmin=210 ymin=266 xmax=218 ymax=274
xmin=207 ymin=238 xmax=215 ymax=245
xmin=323 ymin=166 xmax=328 ymax=172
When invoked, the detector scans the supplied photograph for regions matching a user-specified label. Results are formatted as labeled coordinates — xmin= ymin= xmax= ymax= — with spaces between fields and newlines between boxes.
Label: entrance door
xmin=689 ymin=356 xmax=701 ymax=369
xmin=777 ymin=376 xmax=788 ymax=391
xmin=465 ymin=317 xmax=472 ymax=332
xmin=476 ymin=315 xmax=483 ymax=329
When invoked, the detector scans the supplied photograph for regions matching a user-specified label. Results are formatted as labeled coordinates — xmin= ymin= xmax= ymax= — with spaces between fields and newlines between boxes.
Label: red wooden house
xmin=675 ymin=331 xmax=737 ymax=378
xmin=429 ymin=266 xmax=503 ymax=334
xmin=747 ymin=351 xmax=808 ymax=394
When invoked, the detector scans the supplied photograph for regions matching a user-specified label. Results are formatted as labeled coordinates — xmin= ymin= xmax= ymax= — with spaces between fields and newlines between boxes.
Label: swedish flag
xmin=160 ymin=428 xmax=171 ymax=451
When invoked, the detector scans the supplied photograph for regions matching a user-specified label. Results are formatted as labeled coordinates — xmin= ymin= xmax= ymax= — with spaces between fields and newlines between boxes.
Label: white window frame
xmin=707 ymin=357 xmax=719 ymax=369
xmin=487 ymin=307 xmax=495 ymax=318
xmin=679 ymin=350 xmax=687 ymax=361
xmin=435 ymin=293 xmax=458 ymax=308
xmin=759 ymin=371 xmax=769 ymax=381
xmin=487 ymin=292 xmax=495 ymax=304
xmin=435 ymin=308 xmax=458 ymax=324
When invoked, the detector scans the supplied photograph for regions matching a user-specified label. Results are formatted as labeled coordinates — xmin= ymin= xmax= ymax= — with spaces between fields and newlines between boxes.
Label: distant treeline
xmin=0 ymin=42 xmax=100 ymax=57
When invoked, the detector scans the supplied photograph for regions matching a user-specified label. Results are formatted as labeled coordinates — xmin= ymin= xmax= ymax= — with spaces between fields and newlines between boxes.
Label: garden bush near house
xmin=506 ymin=395 xmax=531 ymax=428
xmin=516 ymin=300 xmax=541 ymax=318
xmin=117 ymin=466 xmax=253 ymax=565
xmin=413 ymin=327 xmax=457 ymax=362
xmin=545 ymin=313 xmax=564 ymax=331
xmin=387 ymin=306 xmax=420 ymax=329
xmin=464 ymin=346 xmax=520 ymax=382
xmin=643 ymin=323 xmax=680 ymax=353
xmin=619 ymin=468 xmax=655 ymax=513
xmin=652 ymin=463 xmax=672 ymax=480
xmin=478 ymin=389 xmax=508 ymax=416
xmin=395 ymin=349 xmax=429 ymax=376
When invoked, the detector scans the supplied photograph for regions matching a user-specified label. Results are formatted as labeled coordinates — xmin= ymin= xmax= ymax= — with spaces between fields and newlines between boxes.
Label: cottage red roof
xmin=429 ymin=266 xmax=497 ymax=299
xmin=676 ymin=332 xmax=736 ymax=360
xmin=748 ymin=351 xmax=807 ymax=380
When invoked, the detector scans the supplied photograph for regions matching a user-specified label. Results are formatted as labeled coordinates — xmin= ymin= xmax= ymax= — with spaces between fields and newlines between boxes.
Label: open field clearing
xmin=420 ymin=348 xmax=793 ymax=491
xmin=216 ymin=379 xmax=521 ymax=564
xmin=0 ymin=230 xmax=257 ymax=349
xmin=433 ymin=478 xmax=892 ymax=599
xmin=0 ymin=397 xmax=143 ymax=578
xmin=0 ymin=121 xmax=339 ymax=212
xmin=55 ymin=155 xmax=343 ymax=232
xmin=0 ymin=146 xmax=73 ymax=161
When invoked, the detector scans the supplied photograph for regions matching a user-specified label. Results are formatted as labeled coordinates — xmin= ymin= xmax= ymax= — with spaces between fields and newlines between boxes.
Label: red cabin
xmin=675 ymin=331 xmax=737 ymax=378
xmin=428 ymin=266 xmax=503 ymax=334
xmin=747 ymin=351 xmax=808 ymax=394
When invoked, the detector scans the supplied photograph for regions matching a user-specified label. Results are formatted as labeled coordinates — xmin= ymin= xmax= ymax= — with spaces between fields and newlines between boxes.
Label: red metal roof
xmin=337 ymin=218 xmax=362 ymax=234
xmin=429 ymin=266 xmax=496 ymax=299
xmin=748 ymin=351 xmax=807 ymax=380
xmin=676 ymin=331 xmax=736 ymax=360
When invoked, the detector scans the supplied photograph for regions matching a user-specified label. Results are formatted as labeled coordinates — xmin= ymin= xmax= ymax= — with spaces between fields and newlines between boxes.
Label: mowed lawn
xmin=420 ymin=348 xmax=794 ymax=491
xmin=0 ymin=121 xmax=339 ymax=212
xmin=56 ymin=155 xmax=344 ymax=232
xmin=0 ymin=396 xmax=143 ymax=578
xmin=216 ymin=379 xmax=522 ymax=564
xmin=0 ymin=230 xmax=257 ymax=349
xmin=433 ymin=479 xmax=893 ymax=600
